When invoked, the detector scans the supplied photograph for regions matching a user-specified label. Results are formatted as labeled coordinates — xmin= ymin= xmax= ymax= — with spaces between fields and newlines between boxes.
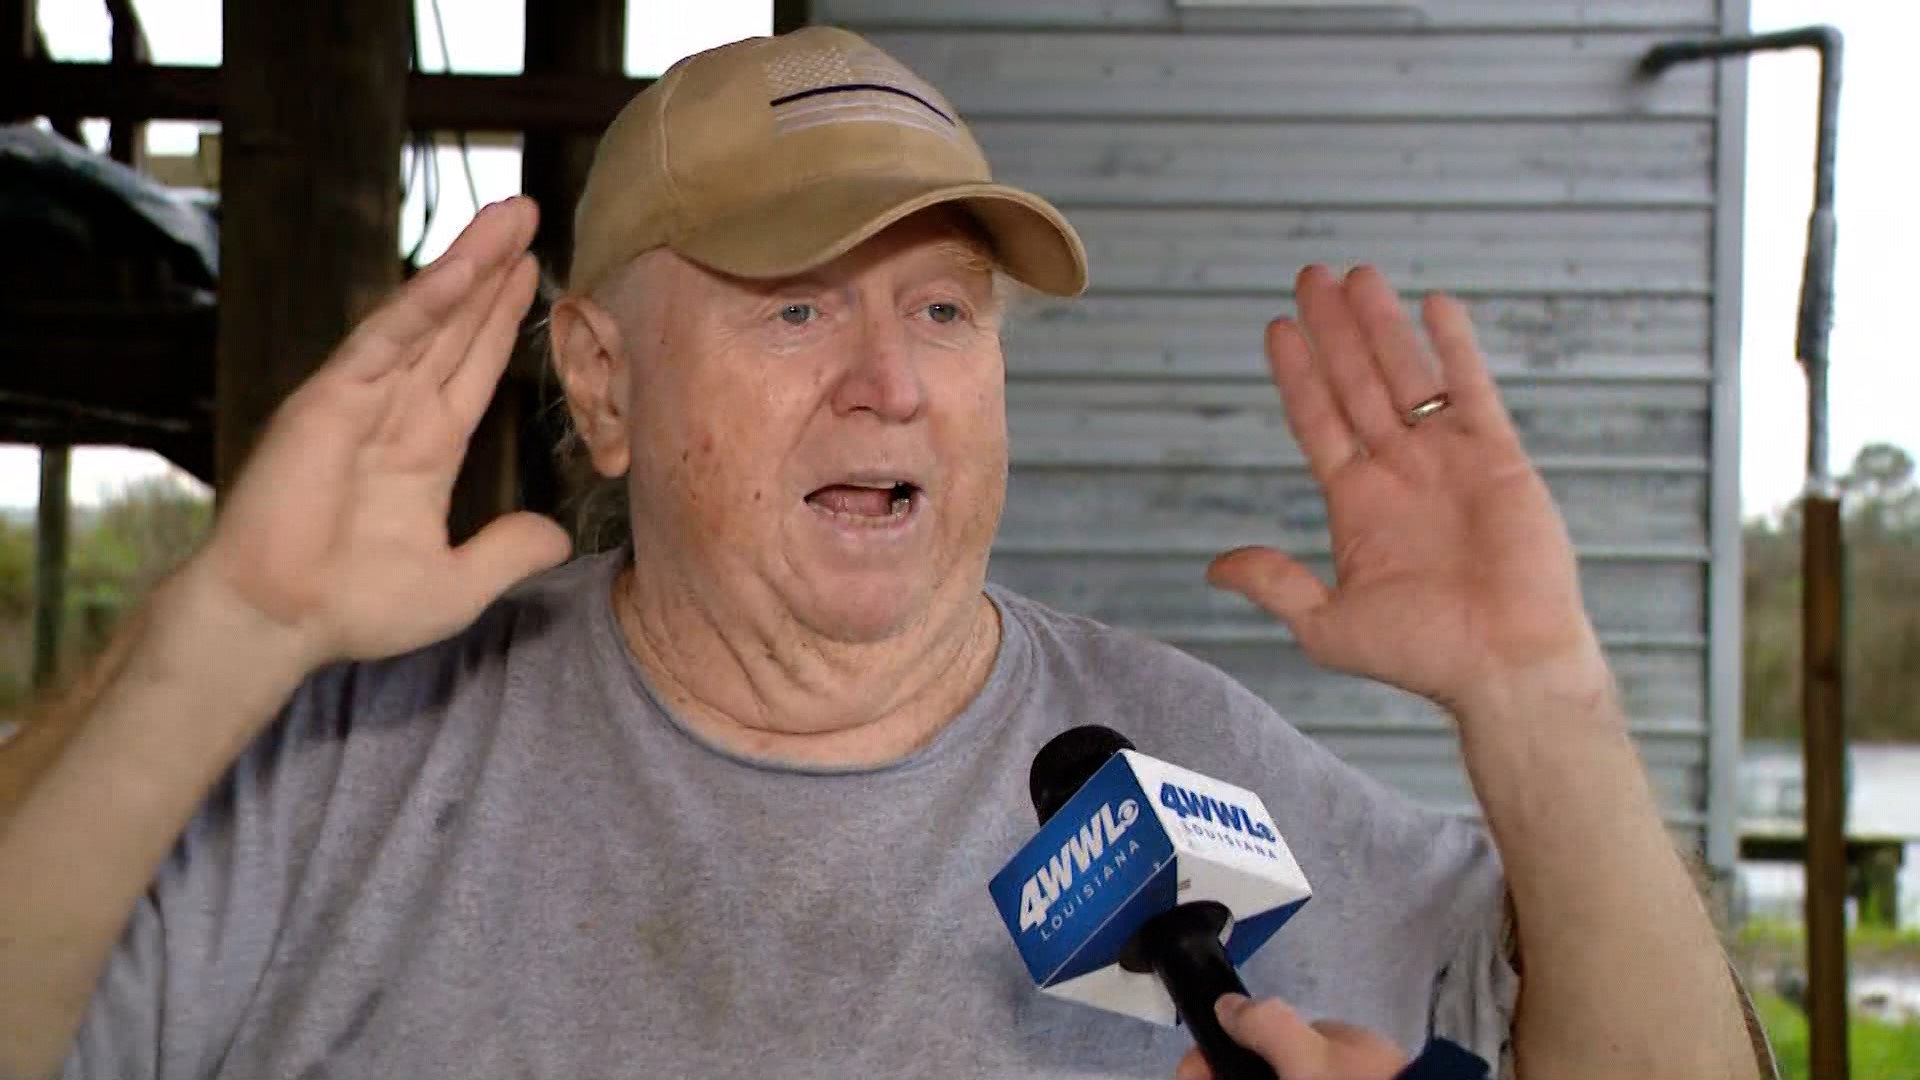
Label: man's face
xmin=606 ymin=211 xmax=1009 ymax=644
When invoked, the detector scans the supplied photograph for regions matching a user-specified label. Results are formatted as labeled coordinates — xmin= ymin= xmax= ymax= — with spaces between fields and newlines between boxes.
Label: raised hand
xmin=1206 ymin=265 xmax=1600 ymax=714
xmin=190 ymin=195 xmax=572 ymax=672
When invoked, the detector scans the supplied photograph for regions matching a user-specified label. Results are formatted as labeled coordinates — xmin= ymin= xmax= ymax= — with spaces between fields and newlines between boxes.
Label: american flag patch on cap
xmin=762 ymin=42 xmax=960 ymax=143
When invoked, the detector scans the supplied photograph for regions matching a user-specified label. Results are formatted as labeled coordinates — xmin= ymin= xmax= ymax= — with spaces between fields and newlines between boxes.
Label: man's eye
xmin=779 ymin=304 xmax=816 ymax=326
xmin=927 ymin=302 xmax=963 ymax=325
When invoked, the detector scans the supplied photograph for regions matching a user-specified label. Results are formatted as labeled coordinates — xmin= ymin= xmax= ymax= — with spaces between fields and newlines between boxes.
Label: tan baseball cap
xmin=566 ymin=26 xmax=1088 ymax=299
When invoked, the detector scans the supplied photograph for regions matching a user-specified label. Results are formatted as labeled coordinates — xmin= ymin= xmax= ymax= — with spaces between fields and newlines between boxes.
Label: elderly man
xmin=1 ymin=26 xmax=1767 ymax=1080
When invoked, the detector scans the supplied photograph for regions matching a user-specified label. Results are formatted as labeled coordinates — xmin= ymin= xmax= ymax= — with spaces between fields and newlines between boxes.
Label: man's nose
xmin=830 ymin=315 xmax=927 ymax=423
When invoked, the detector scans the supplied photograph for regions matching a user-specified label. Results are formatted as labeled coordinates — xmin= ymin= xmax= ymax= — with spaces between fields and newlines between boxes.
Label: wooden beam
xmin=5 ymin=60 xmax=652 ymax=133
xmin=214 ymin=0 xmax=409 ymax=490
xmin=2 ymin=304 xmax=213 ymax=418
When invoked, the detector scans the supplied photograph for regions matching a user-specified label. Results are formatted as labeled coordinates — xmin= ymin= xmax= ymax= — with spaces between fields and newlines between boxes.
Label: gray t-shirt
xmin=64 ymin=547 xmax=1518 ymax=1080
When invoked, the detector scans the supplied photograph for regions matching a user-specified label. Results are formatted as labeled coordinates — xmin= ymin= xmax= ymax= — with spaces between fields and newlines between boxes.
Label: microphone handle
xmin=1138 ymin=905 xmax=1280 ymax=1080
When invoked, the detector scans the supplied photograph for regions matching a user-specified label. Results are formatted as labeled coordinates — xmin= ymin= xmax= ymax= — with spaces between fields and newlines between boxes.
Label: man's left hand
xmin=1207 ymin=264 xmax=1604 ymax=714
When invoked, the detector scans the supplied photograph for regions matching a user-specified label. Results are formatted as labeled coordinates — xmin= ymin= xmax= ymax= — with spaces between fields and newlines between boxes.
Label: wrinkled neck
xmin=611 ymin=558 xmax=1001 ymax=768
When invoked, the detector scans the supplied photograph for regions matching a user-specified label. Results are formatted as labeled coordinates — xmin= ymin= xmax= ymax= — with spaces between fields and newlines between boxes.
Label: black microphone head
xmin=1029 ymin=725 xmax=1136 ymax=825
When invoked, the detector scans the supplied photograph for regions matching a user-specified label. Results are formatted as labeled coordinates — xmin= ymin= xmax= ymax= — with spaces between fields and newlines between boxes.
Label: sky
xmin=9 ymin=0 xmax=1918 ymax=519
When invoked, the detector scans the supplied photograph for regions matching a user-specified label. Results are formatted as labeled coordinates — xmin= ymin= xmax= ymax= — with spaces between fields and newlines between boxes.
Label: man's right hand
xmin=189 ymin=194 xmax=573 ymax=676
xmin=0 ymin=197 xmax=576 ymax=1080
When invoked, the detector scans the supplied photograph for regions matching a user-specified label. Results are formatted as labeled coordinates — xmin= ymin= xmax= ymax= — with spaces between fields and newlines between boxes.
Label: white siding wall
xmin=815 ymin=0 xmax=1743 ymax=867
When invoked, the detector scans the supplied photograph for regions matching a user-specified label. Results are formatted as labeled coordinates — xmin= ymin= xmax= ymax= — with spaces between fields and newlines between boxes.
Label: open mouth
xmin=804 ymin=479 xmax=921 ymax=523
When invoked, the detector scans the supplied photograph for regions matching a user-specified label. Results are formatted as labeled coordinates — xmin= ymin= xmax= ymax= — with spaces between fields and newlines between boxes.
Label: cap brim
xmin=668 ymin=176 xmax=1089 ymax=298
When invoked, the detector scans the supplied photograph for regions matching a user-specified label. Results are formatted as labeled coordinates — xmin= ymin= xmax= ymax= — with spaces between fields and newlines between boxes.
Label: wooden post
xmin=443 ymin=0 xmax=628 ymax=543
xmin=1857 ymin=845 xmax=1898 ymax=928
xmin=214 ymin=0 xmax=410 ymax=491
xmin=774 ymin=0 xmax=810 ymax=34
xmin=521 ymin=0 xmax=624 ymax=277
xmin=31 ymin=446 xmax=69 ymax=688
xmin=9 ymin=0 xmax=68 ymax=689
xmin=1 ymin=0 xmax=28 ymax=79
xmin=1802 ymin=493 xmax=1849 ymax=1080
xmin=104 ymin=0 xmax=148 ymax=170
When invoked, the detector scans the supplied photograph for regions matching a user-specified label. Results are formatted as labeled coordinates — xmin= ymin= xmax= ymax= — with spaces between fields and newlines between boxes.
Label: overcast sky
xmin=9 ymin=0 xmax=1916 ymax=520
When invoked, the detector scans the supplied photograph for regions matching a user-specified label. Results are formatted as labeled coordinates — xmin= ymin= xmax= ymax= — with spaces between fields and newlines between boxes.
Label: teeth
xmin=891 ymin=493 xmax=910 ymax=515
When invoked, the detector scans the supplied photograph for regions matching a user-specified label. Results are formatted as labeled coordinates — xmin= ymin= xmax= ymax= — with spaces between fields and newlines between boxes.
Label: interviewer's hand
xmin=187 ymin=195 xmax=571 ymax=675
xmin=1175 ymin=995 xmax=1409 ymax=1080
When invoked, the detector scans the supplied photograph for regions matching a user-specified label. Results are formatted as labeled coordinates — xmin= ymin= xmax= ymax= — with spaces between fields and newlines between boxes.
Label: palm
xmin=197 ymin=197 xmax=570 ymax=668
xmin=1209 ymin=266 xmax=1594 ymax=708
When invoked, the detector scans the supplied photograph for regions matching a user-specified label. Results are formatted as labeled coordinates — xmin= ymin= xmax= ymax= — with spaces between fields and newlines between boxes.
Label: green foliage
xmin=1746 ymin=442 xmax=1920 ymax=742
xmin=1753 ymin=991 xmax=1920 ymax=1080
xmin=0 ymin=475 xmax=212 ymax=709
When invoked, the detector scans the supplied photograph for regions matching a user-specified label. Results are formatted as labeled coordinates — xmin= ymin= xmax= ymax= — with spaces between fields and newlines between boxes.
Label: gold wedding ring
xmin=1404 ymin=392 xmax=1452 ymax=427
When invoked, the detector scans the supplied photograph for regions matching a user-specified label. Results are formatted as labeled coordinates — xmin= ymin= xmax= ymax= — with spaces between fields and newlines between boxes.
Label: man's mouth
xmin=804 ymin=479 xmax=920 ymax=522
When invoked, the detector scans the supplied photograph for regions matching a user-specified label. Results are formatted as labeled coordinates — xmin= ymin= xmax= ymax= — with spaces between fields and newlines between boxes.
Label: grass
xmin=1753 ymin=991 xmax=1920 ymax=1080
xmin=1736 ymin=919 xmax=1920 ymax=965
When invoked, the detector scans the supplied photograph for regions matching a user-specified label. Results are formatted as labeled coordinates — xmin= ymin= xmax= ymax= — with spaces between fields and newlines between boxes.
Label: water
xmin=1736 ymin=743 xmax=1920 ymax=1022
xmin=1737 ymin=742 xmax=1920 ymax=930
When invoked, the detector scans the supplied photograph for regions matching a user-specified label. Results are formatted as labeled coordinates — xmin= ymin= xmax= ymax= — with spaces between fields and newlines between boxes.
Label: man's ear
xmin=549 ymin=294 xmax=632 ymax=478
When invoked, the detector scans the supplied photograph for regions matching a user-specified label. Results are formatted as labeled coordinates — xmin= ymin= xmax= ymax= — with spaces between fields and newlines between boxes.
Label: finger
xmin=1213 ymin=994 xmax=1322 ymax=1075
xmin=407 ymin=197 xmax=542 ymax=384
xmin=446 ymin=255 xmax=541 ymax=430
xmin=1344 ymin=266 xmax=1443 ymax=417
xmin=1308 ymin=1019 xmax=1415 ymax=1072
xmin=1207 ymin=545 xmax=1329 ymax=626
xmin=330 ymin=196 xmax=537 ymax=381
xmin=446 ymin=511 xmax=573 ymax=620
xmin=331 ymin=256 xmax=477 ymax=380
xmin=1294 ymin=265 xmax=1403 ymax=447
xmin=1266 ymin=318 xmax=1362 ymax=485
xmin=1173 ymin=1046 xmax=1214 ymax=1080
xmin=1207 ymin=547 xmax=1364 ymax=669
xmin=413 ymin=258 xmax=521 ymax=390
xmin=1424 ymin=293 xmax=1521 ymax=451
xmin=429 ymin=194 xmax=539 ymax=276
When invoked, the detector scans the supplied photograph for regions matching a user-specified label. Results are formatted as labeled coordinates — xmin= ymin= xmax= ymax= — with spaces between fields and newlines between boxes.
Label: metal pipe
xmin=1644 ymin=27 xmax=1844 ymax=490
xmin=1640 ymin=27 xmax=1849 ymax=1080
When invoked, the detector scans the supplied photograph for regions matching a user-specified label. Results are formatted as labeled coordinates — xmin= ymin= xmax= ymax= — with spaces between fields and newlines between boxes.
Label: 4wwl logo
xmin=1017 ymin=799 xmax=1141 ymax=933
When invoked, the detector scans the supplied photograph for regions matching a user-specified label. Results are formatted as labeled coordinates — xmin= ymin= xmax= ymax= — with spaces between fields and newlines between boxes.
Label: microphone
xmin=989 ymin=725 xmax=1312 ymax=1080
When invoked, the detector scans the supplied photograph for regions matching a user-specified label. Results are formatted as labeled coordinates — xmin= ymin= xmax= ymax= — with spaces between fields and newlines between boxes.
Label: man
xmin=0 ymin=26 xmax=1769 ymax=1080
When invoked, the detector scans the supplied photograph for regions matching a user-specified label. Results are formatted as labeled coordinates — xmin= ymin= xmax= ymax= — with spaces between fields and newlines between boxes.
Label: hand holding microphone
xmin=992 ymin=726 xmax=1494 ymax=1080
xmin=1177 ymin=995 xmax=1497 ymax=1080
xmin=991 ymin=725 xmax=1313 ymax=1080
xmin=1175 ymin=995 xmax=1407 ymax=1080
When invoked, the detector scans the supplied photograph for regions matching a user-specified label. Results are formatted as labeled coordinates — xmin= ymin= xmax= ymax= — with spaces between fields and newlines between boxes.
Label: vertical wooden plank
xmin=31 ymin=446 xmax=69 ymax=689
xmin=215 ymin=0 xmax=410 ymax=491
xmin=449 ymin=0 xmax=629 ymax=542
xmin=104 ymin=0 xmax=147 ymax=169
xmin=10 ymin=0 xmax=71 ymax=691
xmin=775 ymin=0 xmax=811 ymax=34
xmin=522 ymin=0 xmax=625 ymax=276
xmin=2 ymin=0 xmax=30 ymax=77
xmin=1801 ymin=493 xmax=1850 ymax=1080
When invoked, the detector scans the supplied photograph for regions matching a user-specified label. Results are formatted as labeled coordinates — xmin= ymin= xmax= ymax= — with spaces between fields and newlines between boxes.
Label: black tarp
xmin=0 ymin=122 xmax=218 ymax=295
